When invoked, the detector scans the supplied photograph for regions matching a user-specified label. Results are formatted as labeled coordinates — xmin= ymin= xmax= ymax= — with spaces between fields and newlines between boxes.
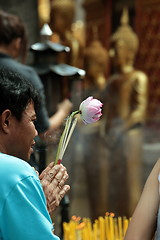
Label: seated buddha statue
xmin=101 ymin=8 xmax=148 ymax=217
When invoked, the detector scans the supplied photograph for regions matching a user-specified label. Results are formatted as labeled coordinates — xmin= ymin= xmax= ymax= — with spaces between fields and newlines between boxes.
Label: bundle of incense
xmin=54 ymin=112 xmax=78 ymax=165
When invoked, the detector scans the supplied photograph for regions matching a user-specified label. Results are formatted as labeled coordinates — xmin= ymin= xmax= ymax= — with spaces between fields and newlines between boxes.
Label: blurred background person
xmin=0 ymin=9 xmax=72 ymax=171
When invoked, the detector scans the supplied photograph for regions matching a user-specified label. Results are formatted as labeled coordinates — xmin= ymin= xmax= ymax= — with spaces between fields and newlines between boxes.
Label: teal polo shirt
xmin=0 ymin=153 xmax=60 ymax=240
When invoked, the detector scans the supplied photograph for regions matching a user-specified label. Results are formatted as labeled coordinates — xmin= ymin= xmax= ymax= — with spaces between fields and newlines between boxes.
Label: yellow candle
xmin=82 ymin=227 xmax=88 ymax=240
xmin=93 ymin=222 xmax=98 ymax=240
xmin=123 ymin=218 xmax=129 ymax=236
xmin=70 ymin=221 xmax=77 ymax=240
xmin=88 ymin=219 xmax=93 ymax=240
xmin=109 ymin=215 xmax=114 ymax=240
xmin=118 ymin=216 xmax=123 ymax=239
xmin=76 ymin=229 xmax=82 ymax=240
xmin=99 ymin=217 xmax=105 ymax=240
xmin=105 ymin=216 xmax=110 ymax=240
xmin=63 ymin=222 xmax=69 ymax=240
xmin=114 ymin=218 xmax=118 ymax=240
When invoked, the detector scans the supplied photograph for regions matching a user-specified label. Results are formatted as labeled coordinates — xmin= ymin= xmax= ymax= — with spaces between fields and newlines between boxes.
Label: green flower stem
xmin=54 ymin=117 xmax=70 ymax=165
xmin=54 ymin=110 xmax=80 ymax=165
xmin=61 ymin=117 xmax=77 ymax=159
xmin=61 ymin=114 xmax=73 ymax=158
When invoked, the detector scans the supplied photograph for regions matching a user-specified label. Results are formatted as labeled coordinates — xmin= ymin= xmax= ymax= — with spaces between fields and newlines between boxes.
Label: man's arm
xmin=39 ymin=99 xmax=73 ymax=142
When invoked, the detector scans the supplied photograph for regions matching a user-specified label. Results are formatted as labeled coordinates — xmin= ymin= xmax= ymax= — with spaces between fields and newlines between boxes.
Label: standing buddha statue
xmin=79 ymin=39 xmax=108 ymax=220
xmin=50 ymin=0 xmax=83 ymax=67
xmin=84 ymin=39 xmax=108 ymax=97
xmin=101 ymin=8 xmax=148 ymax=217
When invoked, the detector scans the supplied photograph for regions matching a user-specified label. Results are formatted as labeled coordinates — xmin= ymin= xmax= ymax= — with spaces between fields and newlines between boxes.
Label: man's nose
xmin=34 ymin=128 xmax=38 ymax=137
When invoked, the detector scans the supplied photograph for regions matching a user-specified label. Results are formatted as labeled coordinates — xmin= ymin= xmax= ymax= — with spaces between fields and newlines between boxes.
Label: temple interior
xmin=1 ymin=0 xmax=160 ymax=238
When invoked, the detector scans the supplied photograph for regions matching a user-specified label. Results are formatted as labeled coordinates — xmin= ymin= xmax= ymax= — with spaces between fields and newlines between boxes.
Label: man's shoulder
xmin=0 ymin=153 xmax=40 ymax=207
xmin=0 ymin=153 xmax=37 ymax=182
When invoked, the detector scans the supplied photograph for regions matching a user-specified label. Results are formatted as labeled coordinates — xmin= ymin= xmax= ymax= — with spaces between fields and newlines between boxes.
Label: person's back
xmin=0 ymin=10 xmax=53 ymax=135
xmin=0 ymin=53 xmax=50 ymax=133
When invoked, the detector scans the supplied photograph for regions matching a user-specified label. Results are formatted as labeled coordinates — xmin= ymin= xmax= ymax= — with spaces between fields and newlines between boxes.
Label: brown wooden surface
xmin=135 ymin=0 xmax=160 ymax=126
xmin=83 ymin=0 xmax=112 ymax=50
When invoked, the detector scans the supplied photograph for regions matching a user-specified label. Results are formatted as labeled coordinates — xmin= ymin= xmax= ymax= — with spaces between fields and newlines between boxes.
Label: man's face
xmin=8 ymin=102 xmax=38 ymax=161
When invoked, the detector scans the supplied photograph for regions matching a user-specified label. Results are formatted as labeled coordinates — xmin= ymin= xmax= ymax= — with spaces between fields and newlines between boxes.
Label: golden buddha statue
xmin=84 ymin=39 xmax=108 ymax=94
xmin=77 ymin=38 xmax=108 ymax=220
xmin=101 ymin=7 xmax=148 ymax=217
xmin=50 ymin=0 xmax=82 ymax=67
xmin=38 ymin=0 xmax=51 ymax=27
xmin=50 ymin=0 xmax=74 ymax=41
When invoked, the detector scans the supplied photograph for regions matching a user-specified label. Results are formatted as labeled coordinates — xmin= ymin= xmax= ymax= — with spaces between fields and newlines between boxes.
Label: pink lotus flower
xmin=54 ymin=96 xmax=103 ymax=165
xmin=79 ymin=96 xmax=103 ymax=124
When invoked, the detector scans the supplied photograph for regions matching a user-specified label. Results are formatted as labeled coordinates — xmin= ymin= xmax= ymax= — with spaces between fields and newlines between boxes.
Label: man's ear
xmin=0 ymin=110 xmax=12 ymax=133
xmin=14 ymin=38 xmax=21 ymax=50
xmin=10 ymin=38 xmax=21 ymax=59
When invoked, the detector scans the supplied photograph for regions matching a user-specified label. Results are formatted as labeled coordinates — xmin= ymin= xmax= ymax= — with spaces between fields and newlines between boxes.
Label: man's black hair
xmin=0 ymin=68 xmax=40 ymax=120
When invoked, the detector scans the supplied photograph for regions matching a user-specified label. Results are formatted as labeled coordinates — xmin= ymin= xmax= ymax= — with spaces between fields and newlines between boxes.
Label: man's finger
xmin=39 ymin=162 xmax=54 ymax=179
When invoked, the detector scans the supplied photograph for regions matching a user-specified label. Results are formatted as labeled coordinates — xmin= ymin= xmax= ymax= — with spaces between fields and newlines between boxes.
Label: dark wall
xmin=111 ymin=0 xmax=136 ymax=32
